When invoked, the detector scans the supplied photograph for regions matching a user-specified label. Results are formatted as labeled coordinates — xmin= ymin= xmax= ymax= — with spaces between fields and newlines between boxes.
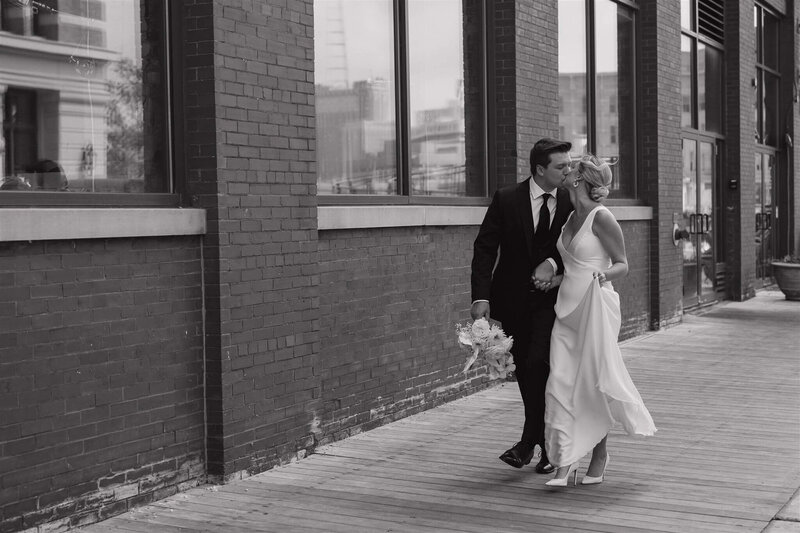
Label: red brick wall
xmin=724 ymin=1 xmax=755 ymax=300
xmin=0 ymin=237 xmax=205 ymax=531
xmin=795 ymin=2 xmax=800 ymax=255
xmin=491 ymin=0 xmax=560 ymax=188
xmin=618 ymin=221 xmax=652 ymax=339
xmin=317 ymin=226 xmax=488 ymax=443
xmin=198 ymin=0 xmax=321 ymax=480
xmin=316 ymin=220 xmax=651 ymax=442
xmin=639 ymin=0 xmax=684 ymax=326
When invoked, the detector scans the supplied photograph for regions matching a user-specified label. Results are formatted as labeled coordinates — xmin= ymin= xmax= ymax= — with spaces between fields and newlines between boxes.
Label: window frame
xmin=316 ymin=0 xmax=490 ymax=206
xmin=0 ymin=0 xmax=181 ymax=208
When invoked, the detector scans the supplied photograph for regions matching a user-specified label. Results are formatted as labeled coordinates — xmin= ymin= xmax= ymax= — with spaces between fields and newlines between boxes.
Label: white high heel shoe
xmin=545 ymin=462 xmax=579 ymax=487
xmin=581 ymin=454 xmax=610 ymax=485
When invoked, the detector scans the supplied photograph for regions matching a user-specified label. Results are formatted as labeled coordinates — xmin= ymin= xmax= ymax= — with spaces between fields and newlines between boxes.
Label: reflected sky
xmin=314 ymin=0 xmax=463 ymax=113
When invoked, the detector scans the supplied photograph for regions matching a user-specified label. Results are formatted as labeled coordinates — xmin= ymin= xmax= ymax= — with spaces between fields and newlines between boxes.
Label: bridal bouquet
xmin=455 ymin=318 xmax=515 ymax=379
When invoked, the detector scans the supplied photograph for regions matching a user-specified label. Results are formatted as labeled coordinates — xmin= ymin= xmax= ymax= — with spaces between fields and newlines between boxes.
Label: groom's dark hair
xmin=530 ymin=138 xmax=572 ymax=173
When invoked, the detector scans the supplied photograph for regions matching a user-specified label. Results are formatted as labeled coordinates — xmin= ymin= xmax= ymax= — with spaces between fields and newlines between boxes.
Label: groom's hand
xmin=471 ymin=301 xmax=490 ymax=320
xmin=533 ymin=260 xmax=555 ymax=282
xmin=531 ymin=260 xmax=556 ymax=290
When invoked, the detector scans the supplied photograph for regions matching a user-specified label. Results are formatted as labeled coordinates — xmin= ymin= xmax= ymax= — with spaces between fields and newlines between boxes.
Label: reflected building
xmin=316 ymin=78 xmax=396 ymax=194
xmin=559 ymin=71 xmax=623 ymax=188
xmin=0 ymin=0 xmax=144 ymax=191
xmin=410 ymin=95 xmax=466 ymax=195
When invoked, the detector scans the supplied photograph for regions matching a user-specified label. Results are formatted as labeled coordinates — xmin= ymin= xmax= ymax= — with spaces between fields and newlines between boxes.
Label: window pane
xmin=753 ymin=70 xmax=762 ymax=141
xmin=763 ymin=11 xmax=779 ymax=70
xmin=698 ymin=43 xmax=723 ymax=133
xmin=681 ymin=0 xmax=693 ymax=30
xmin=314 ymin=0 xmax=397 ymax=195
xmin=1 ymin=0 xmax=170 ymax=193
xmin=558 ymin=0 xmax=587 ymax=154
xmin=594 ymin=0 xmax=635 ymax=197
xmin=681 ymin=36 xmax=694 ymax=129
xmin=763 ymin=72 xmax=779 ymax=146
xmin=408 ymin=0 xmax=471 ymax=197
xmin=754 ymin=6 xmax=761 ymax=63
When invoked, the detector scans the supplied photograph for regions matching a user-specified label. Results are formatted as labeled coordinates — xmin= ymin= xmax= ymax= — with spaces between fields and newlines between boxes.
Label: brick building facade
xmin=0 ymin=0 xmax=797 ymax=531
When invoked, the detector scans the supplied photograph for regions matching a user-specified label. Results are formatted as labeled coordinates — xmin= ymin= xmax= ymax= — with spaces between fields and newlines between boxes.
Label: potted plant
xmin=771 ymin=255 xmax=800 ymax=301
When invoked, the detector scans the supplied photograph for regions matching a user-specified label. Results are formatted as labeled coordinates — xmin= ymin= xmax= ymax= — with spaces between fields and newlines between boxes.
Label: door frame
xmin=680 ymin=133 xmax=724 ymax=309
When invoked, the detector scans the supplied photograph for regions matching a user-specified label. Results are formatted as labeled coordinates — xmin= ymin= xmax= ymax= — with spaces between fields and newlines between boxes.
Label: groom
xmin=470 ymin=138 xmax=573 ymax=473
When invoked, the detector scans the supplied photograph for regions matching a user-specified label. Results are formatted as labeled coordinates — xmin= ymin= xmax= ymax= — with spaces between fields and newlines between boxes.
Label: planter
xmin=771 ymin=261 xmax=800 ymax=301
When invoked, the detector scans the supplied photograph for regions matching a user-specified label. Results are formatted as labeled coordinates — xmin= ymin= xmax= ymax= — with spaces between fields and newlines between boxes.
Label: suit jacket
xmin=471 ymin=178 xmax=573 ymax=359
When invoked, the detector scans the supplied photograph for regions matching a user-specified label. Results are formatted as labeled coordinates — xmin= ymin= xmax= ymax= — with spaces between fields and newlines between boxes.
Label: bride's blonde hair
xmin=575 ymin=154 xmax=614 ymax=201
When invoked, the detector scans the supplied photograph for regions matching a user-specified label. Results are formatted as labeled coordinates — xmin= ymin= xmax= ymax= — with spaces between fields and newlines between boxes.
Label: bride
xmin=542 ymin=154 xmax=656 ymax=487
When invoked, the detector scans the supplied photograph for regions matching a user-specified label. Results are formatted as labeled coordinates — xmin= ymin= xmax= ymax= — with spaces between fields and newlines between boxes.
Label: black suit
xmin=471 ymin=178 xmax=573 ymax=447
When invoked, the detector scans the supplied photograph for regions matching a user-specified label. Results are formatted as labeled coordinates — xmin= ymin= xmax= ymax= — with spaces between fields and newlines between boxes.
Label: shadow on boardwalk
xmin=82 ymin=290 xmax=800 ymax=533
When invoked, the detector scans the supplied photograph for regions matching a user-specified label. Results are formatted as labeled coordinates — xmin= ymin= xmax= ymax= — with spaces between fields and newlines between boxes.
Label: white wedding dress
xmin=544 ymin=205 xmax=656 ymax=467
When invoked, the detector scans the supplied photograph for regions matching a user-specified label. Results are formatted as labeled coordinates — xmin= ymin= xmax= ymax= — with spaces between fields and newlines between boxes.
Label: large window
xmin=0 ymin=0 xmax=171 ymax=199
xmin=681 ymin=0 xmax=724 ymax=134
xmin=314 ymin=0 xmax=486 ymax=198
xmin=753 ymin=4 xmax=780 ymax=147
xmin=558 ymin=0 xmax=637 ymax=198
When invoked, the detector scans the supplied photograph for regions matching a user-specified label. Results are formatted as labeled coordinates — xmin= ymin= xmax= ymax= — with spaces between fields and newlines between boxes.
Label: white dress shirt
xmin=529 ymin=179 xmax=556 ymax=232
xmin=530 ymin=179 xmax=558 ymax=273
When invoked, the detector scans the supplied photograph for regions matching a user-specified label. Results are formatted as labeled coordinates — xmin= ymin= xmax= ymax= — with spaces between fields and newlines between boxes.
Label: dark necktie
xmin=535 ymin=193 xmax=551 ymax=241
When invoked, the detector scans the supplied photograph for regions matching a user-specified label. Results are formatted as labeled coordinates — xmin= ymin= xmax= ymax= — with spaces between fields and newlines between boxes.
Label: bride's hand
xmin=546 ymin=275 xmax=563 ymax=291
xmin=593 ymin=271 xmax=607 ymax=285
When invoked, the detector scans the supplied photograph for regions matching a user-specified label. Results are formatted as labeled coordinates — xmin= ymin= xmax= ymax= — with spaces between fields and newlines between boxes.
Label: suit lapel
xmin=516 ymin=178 xmax=535 ymax=261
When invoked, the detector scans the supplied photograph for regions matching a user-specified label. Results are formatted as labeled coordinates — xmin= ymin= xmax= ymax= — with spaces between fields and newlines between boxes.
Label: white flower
xmin=471 ymin=318 xmax=491 ymax=339
xmin=456 ymin=318 xmax=514 ymax=378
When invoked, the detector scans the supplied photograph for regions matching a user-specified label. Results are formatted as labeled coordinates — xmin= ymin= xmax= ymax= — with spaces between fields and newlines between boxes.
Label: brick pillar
xmin=192 ymin=0 xmax=320 ymax=481
xmin=794 ymin=1 xmax=800 ymax=255
xmin=491 ymin=0 xmax=559 ymax=189
xmin=177 ymin=0 xmax=223 ymax=474
xmin=0 ymin=85 xmax=6 ymax=176
xmin=778 ymin=0 xmax=800 ymax=258
xmin=724 ymin=2 xmax=756 ymax=300
xmin=639 ymin=0 xmax=684 ymax=327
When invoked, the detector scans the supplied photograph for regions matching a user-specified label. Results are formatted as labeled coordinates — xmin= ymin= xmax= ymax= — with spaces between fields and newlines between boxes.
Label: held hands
xmin=531 ymin=261 xmax=559 ymax=292
xmin=471 ymin=300 xmax=490 ymax=320
xmin=532 ymin=274 xmax=563 ymax=292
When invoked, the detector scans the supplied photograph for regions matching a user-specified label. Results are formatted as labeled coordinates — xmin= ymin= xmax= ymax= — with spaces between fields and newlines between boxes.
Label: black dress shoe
xmin=535 ymin=449 xmax=555 ymax=474
xmin=499 ymin=442 xmax=535 ymax=468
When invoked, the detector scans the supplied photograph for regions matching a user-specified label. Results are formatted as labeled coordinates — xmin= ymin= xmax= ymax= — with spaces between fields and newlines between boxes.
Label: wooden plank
xmin=79 ymin=292 xmax=800 ymax=533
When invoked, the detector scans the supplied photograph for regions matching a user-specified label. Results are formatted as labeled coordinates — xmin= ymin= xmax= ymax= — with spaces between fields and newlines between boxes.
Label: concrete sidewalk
xmin=81 ymin=290 xmax=800 ymax=533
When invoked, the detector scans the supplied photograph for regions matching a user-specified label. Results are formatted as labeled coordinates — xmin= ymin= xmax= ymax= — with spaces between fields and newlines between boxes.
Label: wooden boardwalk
xmin=82 ymin=291 xmax=800 ymax=533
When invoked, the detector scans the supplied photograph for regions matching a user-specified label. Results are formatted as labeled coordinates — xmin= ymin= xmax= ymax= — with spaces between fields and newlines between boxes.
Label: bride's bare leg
xmin=585 ymin=435 xmax=608 ymax=477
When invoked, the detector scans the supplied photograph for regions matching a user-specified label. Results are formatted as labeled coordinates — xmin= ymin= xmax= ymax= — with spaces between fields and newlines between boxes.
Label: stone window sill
xmin=0 ymin=208 xmax=206 ymax=242
xmin=318 ymin=205 xmax=653 ymax=230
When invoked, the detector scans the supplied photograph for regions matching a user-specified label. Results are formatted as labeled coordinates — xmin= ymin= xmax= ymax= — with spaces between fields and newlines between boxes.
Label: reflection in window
xmin=0 ymin=0 xmax=170 ymax=194
xmin=314 ymin=1 xmax=396 ymax=195
xmin=681 ymin=0 xmax=693 ymax=30
xmin=698 ymin=43 xmax=723 ymax=133
xmin=557 ymin=0 xmax=587 ymax=154
xmin=314 ymin=0 xmax=485 ymax=197
xmin=754 ymin=5 xmax=781 ymax=147
xmin=594 ymin=0 xmax=635 ymax=197
xmin=681 ymin=36 xmax=693 ymax=128
xmin=408 ymin=0 xmax=466 ymax=196
xmin=559 ymin=0 xmax=636 ymax=197
xmin=681 ymin=3 xmax=724 ymax=135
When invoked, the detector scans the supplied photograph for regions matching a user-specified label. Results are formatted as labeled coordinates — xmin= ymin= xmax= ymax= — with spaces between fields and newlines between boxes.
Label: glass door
xmin=681 ymin=138 xmax=718 ymax=307
xmin=754 ymin=152 xmax=775 ymax=285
